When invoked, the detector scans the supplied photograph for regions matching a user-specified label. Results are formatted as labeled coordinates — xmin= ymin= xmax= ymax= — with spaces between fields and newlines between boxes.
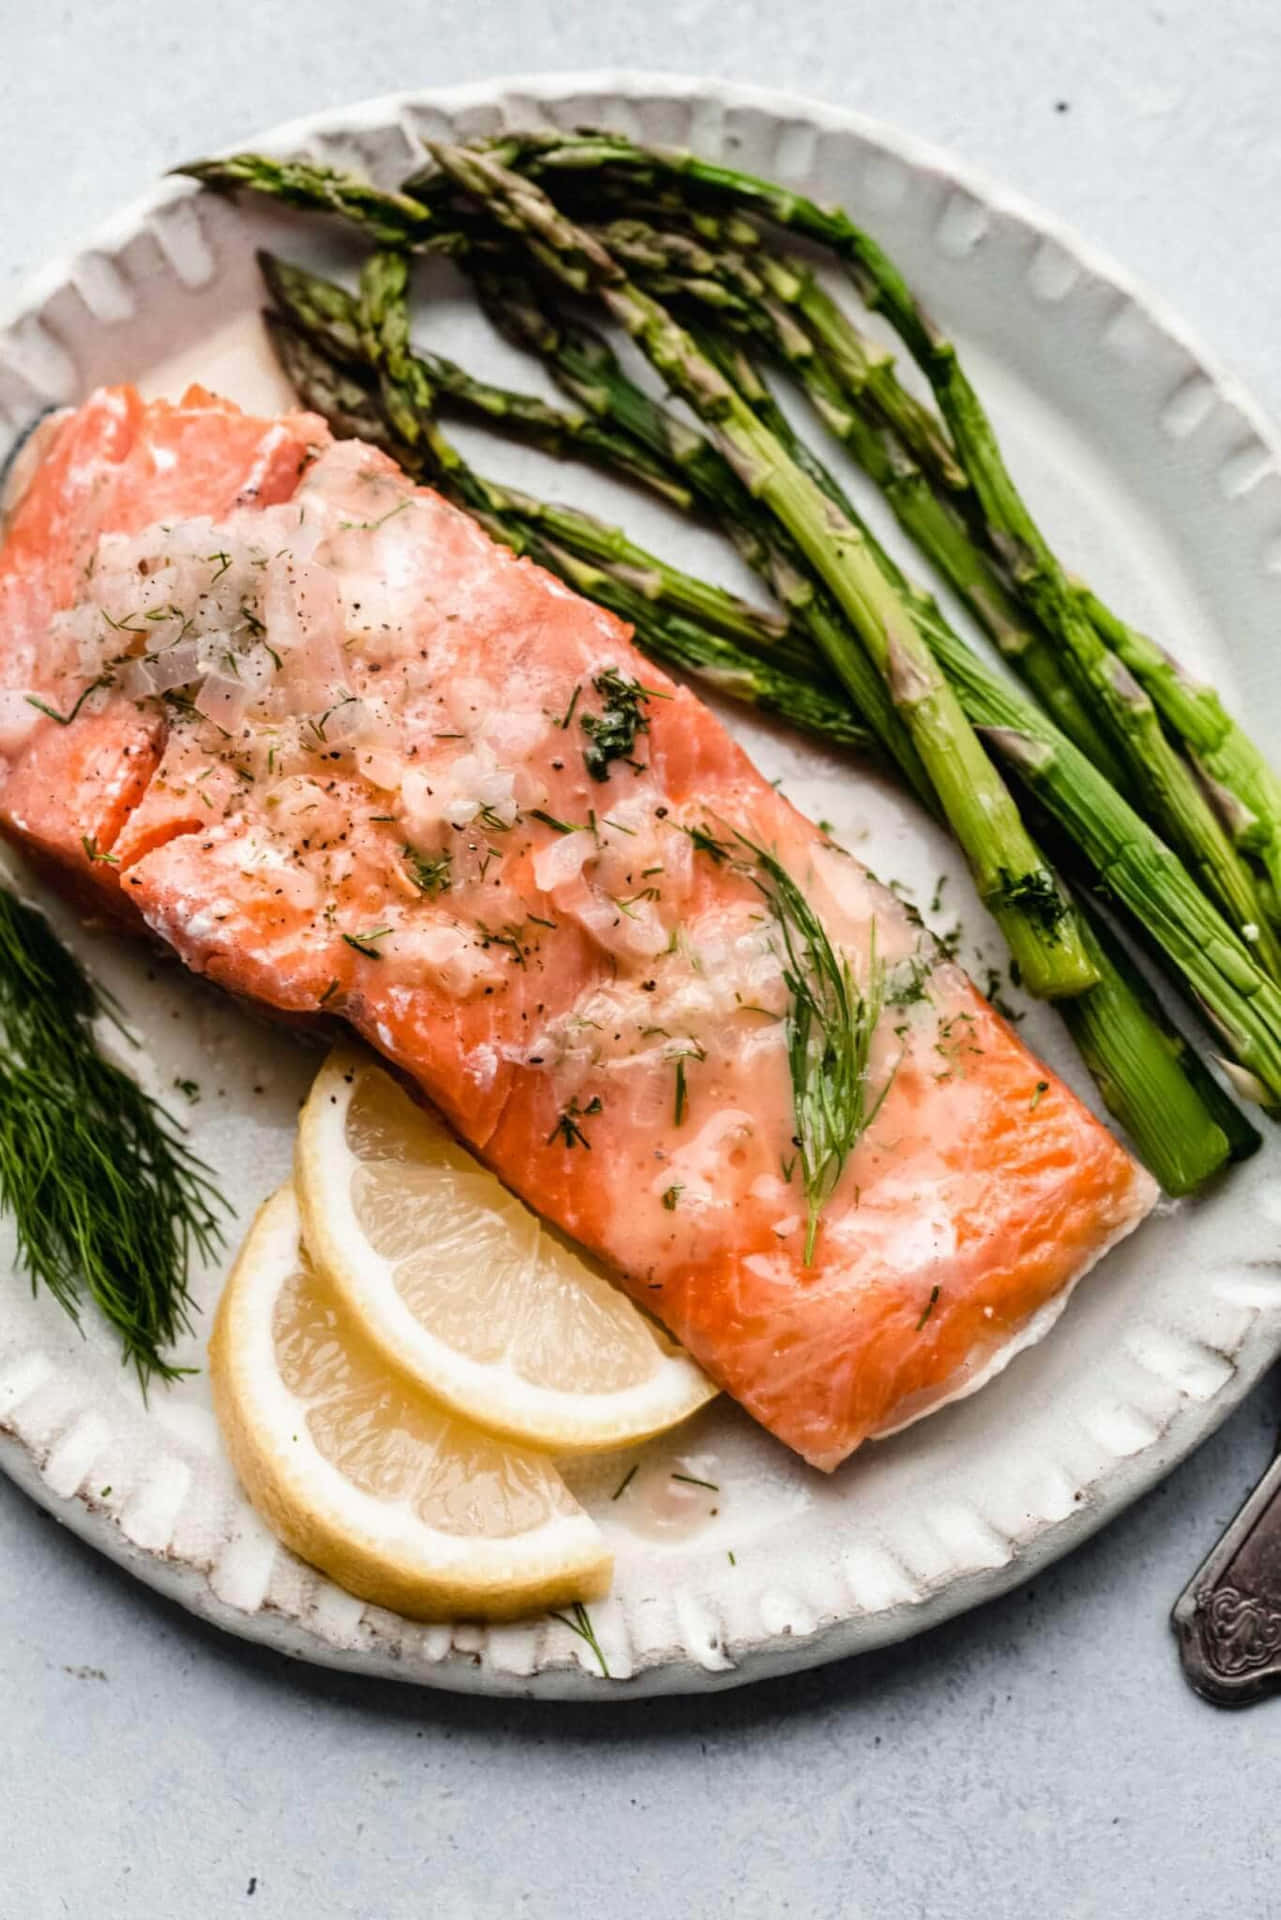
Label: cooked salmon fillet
xmin=0 ymin=386 xmax=1155 ymax=1470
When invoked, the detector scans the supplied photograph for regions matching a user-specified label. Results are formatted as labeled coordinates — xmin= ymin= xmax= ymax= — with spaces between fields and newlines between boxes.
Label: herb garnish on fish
xmin=548 ymin=1095 xmax=603 ymax=1149
xmin=745 ymin=843 xmax=894 ymax=1264
xmin=24 ymin=675 xmax=112 ymax=728
xmin=403 ymin=847 xmax=452 ymax=896
xmin=580 ymin=667 xmax=667 ymax=782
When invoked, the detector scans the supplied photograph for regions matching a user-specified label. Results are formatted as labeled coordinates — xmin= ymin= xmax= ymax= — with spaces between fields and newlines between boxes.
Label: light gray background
xmin=3 ymin=4 xmax=1280 ymax=1915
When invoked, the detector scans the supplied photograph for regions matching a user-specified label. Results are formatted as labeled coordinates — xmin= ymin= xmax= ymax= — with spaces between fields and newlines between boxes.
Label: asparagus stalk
xmin=570 ymin=214 xmax=1148 ymax=793
xmin=586 ymin=214 xmax=966 ymax=494
xmin=1077 ymin=583 xmax=1281 ymax=903
xmin=720 ymin=355 xmax=1281 ymax=1108
xmin=492 ymin=207 xmax=1127 ymax=788
xmin=464 ymin=129 xmax=1281 ymax=968
xmin=478 ymin=269 xmax=1124 ymax=800
xmin=179 ymin=153 xmax=436 ymax=246
xmin=927 ymin=627 xmax=1281 ymax=1104
xmin=782 ymin=265 xmax=966 ymax=495
xmin=585 ymin=277 xmax=1281 ymax=1110
xmin=1059 ymin=894 xmax=1256 ymax=1188
xmin=699 ymin=311 xmax=1130 ymax=784
xmin=258 ymin=250 xmax=692 ymax=510
xmin=430 ymin=145 xmax=1098 ymax=1001
xmin=694 ymin=333 xmax=1257 ymax=1156
xmin=263 ymin=289 xmax=1248 ymax=1185
xmin=529 ymin=539 xmax=876 ymax=756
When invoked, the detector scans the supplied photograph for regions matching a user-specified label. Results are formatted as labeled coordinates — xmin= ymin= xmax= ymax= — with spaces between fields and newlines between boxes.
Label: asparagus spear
xmin=528 ymin=539 xmax=876 ymax=757
xmin=690 ymin=332 xmax=1264 ymax=1142
xmin=258 ymin=250 xmax=692 ymax=510
xmin=585 ymin=214 xmax=966 ymax=494
xmin=462 ymin=128 xmax=1281 ymax=967
xmin=927 ymin=625 xmax=1281 ymax=1105
xmin=563 ymin=212 xmax=1179 ymax=798
xmin=705 ymin=347 xmax=1281 ymax=1105
xmin=1077 ymin=584 xmax=1281 ymax=904
xmin=429 ymin=145 xmax=1097 ymax=1001
xmin=695 ymin=306 xmax=1129 ymax=784
xmin=1059 ymin=894 xmax=1257 ymax=1188
xmin=262 ymin=251 xmax=803 ymax=660
xmin=179 ymin=152 xmax=436 ymax=246
xmin=638 ymin=243 xmax=1281 ymax=929
xmin=469 ymin=233 xmax=1128 ymax=789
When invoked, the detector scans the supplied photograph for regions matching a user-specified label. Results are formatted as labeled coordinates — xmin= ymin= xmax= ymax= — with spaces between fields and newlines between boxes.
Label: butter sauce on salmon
xmin=0 ymin=386 xmax=1155 ymax=1470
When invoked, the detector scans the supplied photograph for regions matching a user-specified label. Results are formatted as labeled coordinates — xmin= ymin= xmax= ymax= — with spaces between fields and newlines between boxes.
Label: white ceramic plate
xmin=2 ymin=73 xmax=1280 ymax=1700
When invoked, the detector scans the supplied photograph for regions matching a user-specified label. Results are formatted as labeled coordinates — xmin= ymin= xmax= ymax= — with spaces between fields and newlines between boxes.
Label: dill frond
xmin=744 ymin=843 xmax=893 ymax=1264
xmin=579 ymin=667 xmax=660 ymax=782
xmin=548 ymin=1600 xmax=611 ymax=1677
xmin=0 ymin=890 xmax=226 ymax=1385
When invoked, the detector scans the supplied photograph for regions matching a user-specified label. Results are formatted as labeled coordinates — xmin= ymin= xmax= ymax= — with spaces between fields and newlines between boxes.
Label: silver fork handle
xmin=1173 ymin=1441 xmax=1281 ymax=1706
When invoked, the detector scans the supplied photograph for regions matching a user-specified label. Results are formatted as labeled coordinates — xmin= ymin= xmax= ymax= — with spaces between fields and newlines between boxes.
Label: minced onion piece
xmin=236 ymin=642 xmax=279 ymax=698
xmin=143 ymin=610 xmax=188 ymax=654
xmin=194 ymin=672 xmax=251 ymax=733
xmin=146 ymin=638 xmax=204 ymax=693
xmin=319 ymin=695 xmax=372 ymax=746
xmin=117 ymin=657 xmax=159 ymax=700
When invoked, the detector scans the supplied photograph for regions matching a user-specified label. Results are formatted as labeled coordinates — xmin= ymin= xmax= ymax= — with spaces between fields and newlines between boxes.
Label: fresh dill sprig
xmin=548 ymin=1599 xmax=611 ymax=1678
xmin=527 ymin=809 xmax=582 ymax=835
xmin=342 ymin=927 xmax=391 ymax=958
xmin=744 ymin=841 xmax=893 ymax=1264
xmin=403 ymin=847 xmax=451 ymax=897
xmin=25 ymin=675 xmax=112 ymax=728
xmin=580 ymin=667 xmax=662 ymax=782
xmin=668 ymin=1040 xmax=705 ymax=1127
xmin=477 ymin=922 xmax=529 ymax=968
xmin=547 ymin=1094 xmax=603 ymax=1149
xmin=673 ymin=1055 xmax=689 ymax=1125
xmin=611 ymin=1463 xmax=638 ymax=1501
xmin=679 ymin=822 xmax=734 ymax=864
xmin=0 ymin=889 xmax=225 ymax=1384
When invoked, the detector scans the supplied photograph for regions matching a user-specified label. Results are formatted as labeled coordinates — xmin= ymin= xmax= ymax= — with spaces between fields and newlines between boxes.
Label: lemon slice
xmin=210 ymin=1184 xmax=611 ymax=1621
xmin=295 ymin=1047 xmax=717 ymax=1452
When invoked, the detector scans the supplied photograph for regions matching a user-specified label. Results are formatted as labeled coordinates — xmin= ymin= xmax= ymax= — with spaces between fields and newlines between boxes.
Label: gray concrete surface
xmin=3 ymin=4 xmax=1281 ymax=1914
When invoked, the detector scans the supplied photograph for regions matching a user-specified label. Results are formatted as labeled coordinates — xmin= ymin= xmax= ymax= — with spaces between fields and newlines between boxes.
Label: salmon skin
xmin=0 ymin=387 xmax=1155 ymax=1471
